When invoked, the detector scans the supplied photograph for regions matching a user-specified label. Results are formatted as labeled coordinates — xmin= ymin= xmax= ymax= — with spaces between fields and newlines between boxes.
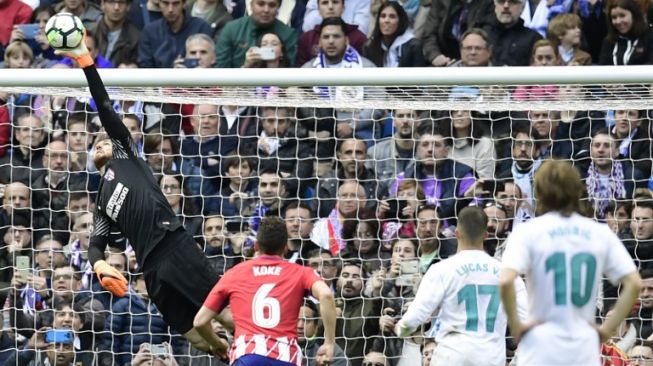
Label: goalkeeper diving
xmin=49 ymin=33 xmax=228 ymax=356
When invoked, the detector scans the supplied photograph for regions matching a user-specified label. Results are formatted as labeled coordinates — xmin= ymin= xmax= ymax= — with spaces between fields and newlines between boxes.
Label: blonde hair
xmin=547 ymin=13 xmax=582 ymax=49
xmin=534 ymin=160 xmax=584 ymax=217
xmin=4 ymin=41 xmax=33 ymax=67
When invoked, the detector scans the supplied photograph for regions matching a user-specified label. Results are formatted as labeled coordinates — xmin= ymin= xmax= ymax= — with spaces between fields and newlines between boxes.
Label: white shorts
xmin=516 ymin=323 xmax=601 ymax=366
xmin=431 ymin=335 xmax=504 ymax=366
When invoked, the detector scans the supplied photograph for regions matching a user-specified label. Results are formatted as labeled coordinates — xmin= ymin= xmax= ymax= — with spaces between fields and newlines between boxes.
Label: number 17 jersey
xmin=502 ymin=212 xmax=637 ymax=365
xmin=402 ymin=250 xmax=528 ymax=366
xmin=203 ymin=255 xmax=321 ymax=365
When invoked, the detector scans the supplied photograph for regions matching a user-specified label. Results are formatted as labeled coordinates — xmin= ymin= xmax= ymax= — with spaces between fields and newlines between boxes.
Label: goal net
xmin=0 ymin=67 xmax=651 ymax=366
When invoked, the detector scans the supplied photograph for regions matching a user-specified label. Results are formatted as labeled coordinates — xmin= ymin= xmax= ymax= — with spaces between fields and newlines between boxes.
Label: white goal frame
xmin=0 ymin=65 xmax=652 ymax=87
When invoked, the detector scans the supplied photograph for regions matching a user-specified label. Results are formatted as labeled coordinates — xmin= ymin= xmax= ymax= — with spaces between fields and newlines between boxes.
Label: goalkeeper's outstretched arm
xmin=64 ymin=40 xmax=139 ymax=159
xmin=83 ymin=66 xmax=131 ymax=142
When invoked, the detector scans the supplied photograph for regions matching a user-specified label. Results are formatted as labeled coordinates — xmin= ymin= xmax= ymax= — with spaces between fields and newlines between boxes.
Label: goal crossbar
xmin=1 ymin=66 xmax=653 ymax=111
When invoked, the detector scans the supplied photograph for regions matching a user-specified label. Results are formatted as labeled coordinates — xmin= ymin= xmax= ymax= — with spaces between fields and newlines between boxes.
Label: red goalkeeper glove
xmin=94 ymin=260 xmax=128 ymax=297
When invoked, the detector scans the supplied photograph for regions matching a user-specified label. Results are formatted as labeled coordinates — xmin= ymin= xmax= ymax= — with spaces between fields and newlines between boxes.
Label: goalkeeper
xmin=50 ymin=35 xmax=228 ymax=357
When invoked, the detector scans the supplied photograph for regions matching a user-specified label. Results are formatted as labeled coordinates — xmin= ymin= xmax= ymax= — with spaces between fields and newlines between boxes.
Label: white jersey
xmin=401 ymin=250 xmax=528 ymax=366
xmin=502 ymin=212 xmax=637 ymax=366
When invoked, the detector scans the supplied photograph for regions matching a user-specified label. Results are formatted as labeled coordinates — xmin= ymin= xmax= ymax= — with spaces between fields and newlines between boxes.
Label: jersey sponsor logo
xmin=104 ymin=168 xmax=115 ymax=181
xmin=106 ymin=182 xmax=130 ymax=221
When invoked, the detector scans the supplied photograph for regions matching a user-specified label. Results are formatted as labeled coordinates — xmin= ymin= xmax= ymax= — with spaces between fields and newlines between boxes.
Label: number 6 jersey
xmin=502 ymin=212 xmax=637 ymax=366
xmin=203 ymin=255 xmax=321 ymax=365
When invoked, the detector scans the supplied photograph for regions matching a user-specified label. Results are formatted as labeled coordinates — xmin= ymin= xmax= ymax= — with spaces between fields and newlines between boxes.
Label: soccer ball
xmin=45 ymin=13 xmax=85 ymax=50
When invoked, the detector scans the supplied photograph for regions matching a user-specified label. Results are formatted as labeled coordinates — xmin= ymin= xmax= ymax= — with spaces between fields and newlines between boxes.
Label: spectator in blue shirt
xmin=137 ymin=0 xmax=211 ymax=67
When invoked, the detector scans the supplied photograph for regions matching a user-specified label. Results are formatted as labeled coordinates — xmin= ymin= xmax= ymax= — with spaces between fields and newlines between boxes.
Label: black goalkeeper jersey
xmin=85 ymin=66 xmax=182 ymax=268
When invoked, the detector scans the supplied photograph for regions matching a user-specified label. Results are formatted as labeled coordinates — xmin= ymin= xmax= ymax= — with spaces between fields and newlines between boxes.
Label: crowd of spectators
xmin=1 ymin=0 xmax=653 ymax=365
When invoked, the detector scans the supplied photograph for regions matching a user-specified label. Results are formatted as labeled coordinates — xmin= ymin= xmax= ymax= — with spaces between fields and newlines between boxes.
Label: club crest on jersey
xmin=104 ymin=168 xmax=115 ymax=181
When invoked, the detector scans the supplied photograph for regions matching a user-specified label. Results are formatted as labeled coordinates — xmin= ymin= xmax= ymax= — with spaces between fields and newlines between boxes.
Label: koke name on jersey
xmin=106 ymin=182 xmax=130 ymax=220
xmin=253 ymin=266 xmax=282 ymax=276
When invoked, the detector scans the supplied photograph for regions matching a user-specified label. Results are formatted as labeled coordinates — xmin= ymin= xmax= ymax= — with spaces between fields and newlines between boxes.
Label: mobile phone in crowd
xmin=45 ymin=329 xmax=73 ymax=344
xmin=183 ymin=58 xmax=200 ymax=68
xmin=17 ymin=24 xmax=39 ymax=40
xmin=150 ymin=344 xmax=168 ymax=359
xmin=16 ymin=256 xmax=30 ymax=274
xmin=386 ymin=199 xmax=409 ymax=219
xmin=396 ymin=259 xmax=419 ymax=287
xmin=257 ymin=47 xmax=276 ymax=60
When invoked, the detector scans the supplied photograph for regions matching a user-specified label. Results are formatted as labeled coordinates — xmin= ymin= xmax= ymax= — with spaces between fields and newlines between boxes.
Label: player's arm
xmin=55 ymin=36 xmax=138 ymax=158
xmin=499 ymin=268 xmax=523 ymax=339
xmin=88 ymin=211 xmax=128 ymax=297
xmin=599 ymin=271 xmax=641 ymax=342
xmin=194 ymin=281 xmax=230 ymax=356
xmin=312 ymin=280 xmax=336 ymax=346
xmin=600 ymin=229 xmax=641 ymax=342
xmin=395 ymin=267 xmax=444 ymax=337
xmin=193 ymin=305 xmax=229 ymax=355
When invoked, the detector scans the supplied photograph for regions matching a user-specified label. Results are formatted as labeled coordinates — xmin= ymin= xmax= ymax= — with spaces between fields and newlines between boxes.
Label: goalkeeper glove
xmin=51 ymin=30 xmax=94 ymax=68
xmin=94 ymin=260 xmax=128 ymax=297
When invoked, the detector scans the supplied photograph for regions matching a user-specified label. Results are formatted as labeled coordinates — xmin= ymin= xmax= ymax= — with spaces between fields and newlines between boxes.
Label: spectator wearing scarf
xmin=310 ymin=181 xmax=367 ymax=255
xmin=302 ymin=17 xmax=380 ymax=141
xmin=582 ymin=129 xmax=645 ymax=220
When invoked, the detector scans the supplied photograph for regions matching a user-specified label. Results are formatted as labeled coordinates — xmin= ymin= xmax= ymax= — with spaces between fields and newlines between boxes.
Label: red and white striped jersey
xmin=203 ymin=255 xmax=321 ymax=364
xmin=229 ymin=334 xmax=302 ymax=365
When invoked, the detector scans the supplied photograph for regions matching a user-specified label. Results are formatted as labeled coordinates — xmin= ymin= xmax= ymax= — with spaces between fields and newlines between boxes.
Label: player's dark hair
xmin=457 ymin=206 xmax=488 ymax=246
xmin=534 ymin=160 xmax=583 ymax=217
xmin=257 ymin=216 xmax=288 ymax=255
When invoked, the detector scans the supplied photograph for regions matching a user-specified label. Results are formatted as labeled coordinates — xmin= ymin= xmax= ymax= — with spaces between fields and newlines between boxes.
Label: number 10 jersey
xmin=502 ymin=212 xmax=637 ymax=365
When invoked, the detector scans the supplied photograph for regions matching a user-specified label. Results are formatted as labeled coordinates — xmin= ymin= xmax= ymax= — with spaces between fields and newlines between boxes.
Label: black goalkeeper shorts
xmin=143 ymin=229 xmax=219 ymax=334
